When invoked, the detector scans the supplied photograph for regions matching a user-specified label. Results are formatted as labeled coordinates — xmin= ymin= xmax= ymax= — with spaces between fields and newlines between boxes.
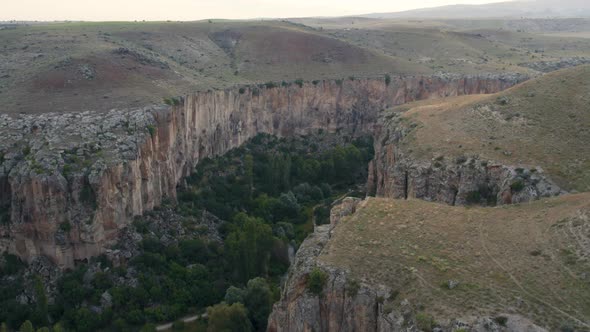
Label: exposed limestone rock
xmin=267 ymin=224 xmax=400 ymax=332
xmin=0 ymin=73 xmax=526 ymax=266
xmin=329 ymin=197 xmax=362 ymax=230
xmin=519 ymin=57 xmax=590 ymax=73
xmin=368 ymin=111 xmax=564 ymax=205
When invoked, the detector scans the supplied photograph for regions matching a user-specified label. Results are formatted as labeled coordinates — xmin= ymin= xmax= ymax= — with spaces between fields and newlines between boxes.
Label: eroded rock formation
xmin=0 ymin=73 xmax=525 ymax=266
xmin=367 ymin=111 xmax=564 ymax=205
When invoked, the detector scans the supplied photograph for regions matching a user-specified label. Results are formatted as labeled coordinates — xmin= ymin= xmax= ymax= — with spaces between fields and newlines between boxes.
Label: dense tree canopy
xmin=0 ymin=133 xmax=373 ymax=331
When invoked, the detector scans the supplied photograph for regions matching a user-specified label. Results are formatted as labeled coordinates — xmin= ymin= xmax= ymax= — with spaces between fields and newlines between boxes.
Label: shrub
xmin=560 ymin=322 xmax=575 ymax=332
xmin=59 ymin=221 xmax=72 ymax=233
xmin=22 ymin=145 xmax=31 ymax=156
xmin=510 ymin=180 xmax=525 ymax=192
xmin=455 ymin=156 xmax=467 ymax=164
xmin=497 ymin=96 xmax=509 ymax=105
xmin=147 ymin=125 xmax=156 ymax=137
xmin=312 ymin=80 xmax=320 ymax=85
xmin=388 ymin=290 xmax=399 ymax=300
xmin=494 ymin=316 xmax=508 ymax=327
xmin=18 ymin=321 xmax=33 ymax=332
xmin=207 ymin=302 xmax=252 ymax=332
xmin=415 ymin=312 xmax=436 ymax=332
xmin=80 ymin=182 xmax=97 ymax=209
xmin=307 ymin=268 xmax=327 ymax=295
xmin=163 ymin=97 xmax=180 ymax=106
xmin=172 ymin=320 xmax=185 ymax=330
xmin=465 ymin=191 xmax=481 ymax=204
xmin=294 ymin=79 xmax=304 ymax=88
xmin=348 ymin=76 xmax=355 ymax=81
xmin=264 ymin=82 xmax=277 ymax=89
xmin=239 ymin=87 xmax=246 ymax=94
xmin=346 ymin=279 xmax=360 ymax=297
xmin=385 ymin=74 xmax=391 ymax=86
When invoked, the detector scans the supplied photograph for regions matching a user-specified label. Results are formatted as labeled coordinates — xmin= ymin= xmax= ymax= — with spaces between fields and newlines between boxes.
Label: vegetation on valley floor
xmin=0 ymin=132 xmax=373 ymax=331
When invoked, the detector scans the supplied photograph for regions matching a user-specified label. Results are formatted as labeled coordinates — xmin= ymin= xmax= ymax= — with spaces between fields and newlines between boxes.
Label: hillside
xmin=363 ymin=0 xmax=590 ymax=19
xmin=385 ymin=65 xmax=590 ymax=193
xmin=316 ymin=194 xmax=590 ymax=330
xmin=0 ymin=20 xmax=426 ymax=114
xmin=3 ymin=18 xmax=590 ymax=114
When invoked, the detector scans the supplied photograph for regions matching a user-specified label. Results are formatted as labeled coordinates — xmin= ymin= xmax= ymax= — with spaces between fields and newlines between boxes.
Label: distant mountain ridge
xmin=363 ymin=0 xmax=590 ymax=19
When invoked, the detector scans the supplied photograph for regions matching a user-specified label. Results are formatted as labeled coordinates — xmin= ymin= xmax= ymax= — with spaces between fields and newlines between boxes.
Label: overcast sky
xmin=1 ymin=0 xmax=513 ymax=21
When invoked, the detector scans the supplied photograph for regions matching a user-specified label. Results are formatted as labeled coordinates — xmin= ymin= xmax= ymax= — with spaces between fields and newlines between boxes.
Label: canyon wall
xmin=267 ymin=202 xmax=547 ymax=332
xmin=367 ymin=111 xmax=564 ymax=206
xmin=0 ymin=74 xmax=525 ymax=267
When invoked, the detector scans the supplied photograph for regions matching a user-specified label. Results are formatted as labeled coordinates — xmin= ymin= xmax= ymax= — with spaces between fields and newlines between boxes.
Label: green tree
xmin=244 ymin=278 xmax=273 ymax=331
xmin=225 ymin=214 xmax=274 ymax=282
xmin=244 ymin=154 xmax=254 ymax=199
xmin=139 ymin=323 xmax=156 ymax=332
xmin=207 ymin=302 xmax=252 ymax=332
xmin=19 ymin=321 xmax=33 ymax=332
xmin=307 ymin=268 xmax=327 ymax=296
xmin=73 ymin=308 xmax=100 ymax=332
xmin=32 ymin=275 xmax=48 ymax=327
xmin=224 ymin=286 xmax=246 ymax=305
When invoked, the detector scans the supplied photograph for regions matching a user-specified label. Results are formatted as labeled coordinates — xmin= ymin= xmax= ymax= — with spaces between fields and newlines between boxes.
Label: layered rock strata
xmin=0 ymin=73 xmax=525 ymax=266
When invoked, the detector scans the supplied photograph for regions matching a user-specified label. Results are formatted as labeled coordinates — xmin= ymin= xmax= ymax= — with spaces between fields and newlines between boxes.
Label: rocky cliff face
xmin=367 ymin=111 xmax=564 ymax=205
xmin=268 ymin=200 xmax=548 ymax=332
xmin=0 ymin=73 xmax=525 ymax=267
xmin=267 ymin=223 xmax=397 ymax=332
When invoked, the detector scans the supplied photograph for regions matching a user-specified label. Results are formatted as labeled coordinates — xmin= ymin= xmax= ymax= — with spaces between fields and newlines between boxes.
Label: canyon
xmin=0 ymin=73 xmax=525 ymax=267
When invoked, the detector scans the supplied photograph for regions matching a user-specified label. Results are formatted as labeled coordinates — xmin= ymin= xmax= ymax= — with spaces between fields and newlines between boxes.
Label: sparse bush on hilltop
xmin=163 ymin=97 xmax=181 ymax=106
xmin=264 ymin=82 xmax=277 ymax=89
xmin=385 ymin=74 xmax=391 ymax=86
xmin=346 ymin=278 xmax=360 ymax=297
xmin=416 ymin=312 xmax=436 ymax=332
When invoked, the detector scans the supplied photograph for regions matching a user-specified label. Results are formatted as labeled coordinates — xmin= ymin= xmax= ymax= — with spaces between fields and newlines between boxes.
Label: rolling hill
xmin=363 ymin=0 xmax=590 ymax=19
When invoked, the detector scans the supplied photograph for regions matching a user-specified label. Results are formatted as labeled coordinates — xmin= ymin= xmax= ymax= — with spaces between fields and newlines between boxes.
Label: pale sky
xmin=1 ymin=0 xmax=513 ymax=21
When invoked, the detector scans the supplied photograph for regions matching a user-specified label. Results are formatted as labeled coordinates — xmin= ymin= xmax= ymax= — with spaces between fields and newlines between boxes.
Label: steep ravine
xmin=0 ymin=73 xmax=525 ymax=267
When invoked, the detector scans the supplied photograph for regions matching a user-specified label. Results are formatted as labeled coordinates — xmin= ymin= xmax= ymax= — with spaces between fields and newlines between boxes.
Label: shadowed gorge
xmin=0 ymin=73 xmax=524 ymax=267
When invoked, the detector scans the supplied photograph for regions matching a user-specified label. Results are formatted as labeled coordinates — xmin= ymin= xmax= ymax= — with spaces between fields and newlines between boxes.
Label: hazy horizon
xmin=2 ymin=0 xmax=513 ymax=22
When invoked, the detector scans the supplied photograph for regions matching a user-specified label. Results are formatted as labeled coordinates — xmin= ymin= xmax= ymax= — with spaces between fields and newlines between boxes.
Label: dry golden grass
xmin=320 ymin=194 xmax=590 ymax=330
xmin=389 ymin=65 xmax=590 ymax=192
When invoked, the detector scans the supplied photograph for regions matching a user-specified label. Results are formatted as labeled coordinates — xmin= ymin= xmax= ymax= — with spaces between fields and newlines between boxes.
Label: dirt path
xmin=155 ymin=313 xmax=206 ymax=331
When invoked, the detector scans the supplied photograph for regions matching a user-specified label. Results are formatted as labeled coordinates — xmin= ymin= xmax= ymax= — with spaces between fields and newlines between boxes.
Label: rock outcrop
xmin=367 ymin=111 xmax=564 ymax=205
xmin=268 ymin=200 xmax=549 ymax=332
xmin=0 ymin=73 xmax=525 ymax=266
